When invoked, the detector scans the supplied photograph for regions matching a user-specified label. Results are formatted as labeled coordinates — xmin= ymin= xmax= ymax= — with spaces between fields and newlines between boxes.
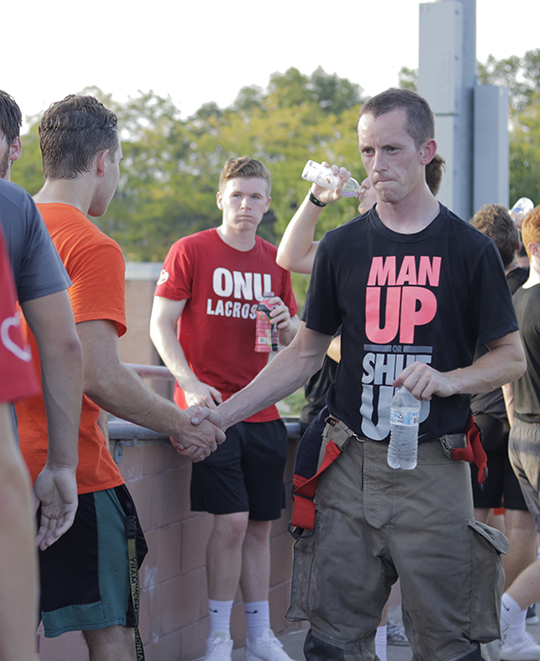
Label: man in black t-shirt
xmin=469 ymin=205 xmax=535 ymax=602
xmin=212 ymin=89 xmax=525 ymax=661
xmin=495 ymin=206 xmax=540 ymax=659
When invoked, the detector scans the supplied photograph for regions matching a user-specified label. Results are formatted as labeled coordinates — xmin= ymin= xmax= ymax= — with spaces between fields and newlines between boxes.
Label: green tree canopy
xmin=12 ymin=68 xmax=367 ymax=298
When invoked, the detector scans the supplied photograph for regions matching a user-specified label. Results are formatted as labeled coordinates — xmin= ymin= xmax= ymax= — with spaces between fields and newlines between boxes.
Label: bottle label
xmin=389 ymin=408 xmax=419 ymax=426
xmin=255 ymin=299 xmax=279 ymax=352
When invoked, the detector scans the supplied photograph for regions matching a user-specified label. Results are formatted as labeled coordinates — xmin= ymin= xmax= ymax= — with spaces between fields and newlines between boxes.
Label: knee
xmin=245 ymin=520 xmax=271 ymax=546
xmin=212 ymin=512 xmax=249 ymax=548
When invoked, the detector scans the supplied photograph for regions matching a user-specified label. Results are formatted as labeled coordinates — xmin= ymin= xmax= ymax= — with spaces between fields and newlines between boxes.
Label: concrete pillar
xmin=418 ymin=0 xmax=477 ymax=220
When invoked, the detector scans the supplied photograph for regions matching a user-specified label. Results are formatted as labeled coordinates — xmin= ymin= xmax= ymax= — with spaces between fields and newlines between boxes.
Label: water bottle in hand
xmin=387 ymin=386 xmax=421 ymax=470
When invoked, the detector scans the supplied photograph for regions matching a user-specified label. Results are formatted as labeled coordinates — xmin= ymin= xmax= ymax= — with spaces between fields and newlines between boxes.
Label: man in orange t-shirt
xmin=16 ymin=95 xmax=225 ymax=660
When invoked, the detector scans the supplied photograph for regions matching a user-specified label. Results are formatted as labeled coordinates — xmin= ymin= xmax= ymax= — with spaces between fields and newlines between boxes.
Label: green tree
xmin=478 ymin=50 xmax=540 ymax=112
xmin=9 ymin=69 xmax=368 ymax=295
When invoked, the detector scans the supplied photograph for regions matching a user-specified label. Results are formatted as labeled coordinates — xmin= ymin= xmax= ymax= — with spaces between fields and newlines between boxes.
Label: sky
xmin=4 ymin=0 xmax=539 ymax=131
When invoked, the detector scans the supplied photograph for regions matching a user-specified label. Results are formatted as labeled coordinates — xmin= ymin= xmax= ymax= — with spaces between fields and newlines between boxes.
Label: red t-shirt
xmin=0 ymin=228 xmax=38 ymax=403
xmin=154 ymin=228 xmax=298 ymax=422
xmin=17 ymin=204 xmax=126 ymax=494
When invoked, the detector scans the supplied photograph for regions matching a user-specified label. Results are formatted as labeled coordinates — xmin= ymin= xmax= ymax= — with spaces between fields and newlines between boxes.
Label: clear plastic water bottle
xmin=387 ymin=386 xmax=421 ymax=470
xmin=510 ymin=197 xmax=534 ymax=225
xmin=302 ymin=160 xmax=362 ymax=198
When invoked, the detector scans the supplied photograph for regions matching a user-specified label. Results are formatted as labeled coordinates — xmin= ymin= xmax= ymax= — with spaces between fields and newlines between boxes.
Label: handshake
xmin=170 ymin=405 xmax=226 ymax=462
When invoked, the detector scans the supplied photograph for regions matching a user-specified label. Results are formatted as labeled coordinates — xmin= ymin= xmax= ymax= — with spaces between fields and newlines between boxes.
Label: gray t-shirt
xmin=0 ymin=178 xmax=70 ymax=301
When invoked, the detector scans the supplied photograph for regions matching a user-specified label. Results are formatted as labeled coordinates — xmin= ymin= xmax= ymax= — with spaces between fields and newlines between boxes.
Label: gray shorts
xmin=509 ymin=418 xmax=540 ymax=532
xmin=287 ymin=436 xmax=508 ymax=660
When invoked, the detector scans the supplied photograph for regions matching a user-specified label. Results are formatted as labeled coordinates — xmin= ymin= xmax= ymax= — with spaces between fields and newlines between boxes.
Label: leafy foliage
xmin=11 ymin=68 xmax=367 ymax=290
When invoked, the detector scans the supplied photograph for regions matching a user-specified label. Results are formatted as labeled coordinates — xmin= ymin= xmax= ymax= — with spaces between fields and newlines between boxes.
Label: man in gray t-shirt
xmin=0 ymin=90 xmax=82 ymax=551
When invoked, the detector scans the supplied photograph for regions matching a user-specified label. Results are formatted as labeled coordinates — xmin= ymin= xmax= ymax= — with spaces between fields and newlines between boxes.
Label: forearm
xmin=38 ymin=341 xmax=82 ymax=469
xmin=396 ymin=331 xmax=526 ymax=401
xmin=85 ymin=361 xmax=189 ymax=438
xmin=22 ymin=292 xmax=82 ymax=470
xmin=219 ymin=324 xmax=331 ymax=429
xmin=502 ymin=382 xmax=515 ymax=426
xmin=278 ymin=314 xmax=301 ymax=347
xmin=0 ymin=405 xmax=39 ymax=661
xmin=276 ymin=195 xmax=322 ymax=274
xmin=150 ymin=319 xmax=201 ymax=392
xmin=448 ymin=333 xmax=525 ymax=395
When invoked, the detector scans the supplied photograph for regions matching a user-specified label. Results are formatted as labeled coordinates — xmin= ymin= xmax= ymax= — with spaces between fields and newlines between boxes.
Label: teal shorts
xmin=39 ymin=484 xmax=147 ymax=637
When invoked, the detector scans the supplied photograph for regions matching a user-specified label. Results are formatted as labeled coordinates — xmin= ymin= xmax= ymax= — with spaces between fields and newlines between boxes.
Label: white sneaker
xmin=482 ymin=640 xmax=502 ymax=661
xmin=500 ymin=631 xmax=540 ymax=661
xmin=205 ymin=630 xmax=233 ymax=661
xmin=246 ymin=629 xmax=297 ymax=661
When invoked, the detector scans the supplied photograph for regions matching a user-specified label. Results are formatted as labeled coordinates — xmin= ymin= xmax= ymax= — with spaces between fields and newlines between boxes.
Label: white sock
xmin=501 ymin=593 xmax=524 ymax=637
xmin=245 ymin=600 xmax=270 ymax=643
xmin=209 ymin=599 xmax=233 ymax=636
xmin=375 ymin=625 xmax=387 ymax=661
xmin=507 ymin=607 xmax=527 ymax=642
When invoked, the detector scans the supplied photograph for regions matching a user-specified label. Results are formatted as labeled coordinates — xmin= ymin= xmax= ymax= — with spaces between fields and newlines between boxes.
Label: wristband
xmin=308 ymin=191 xmax=326 ymax=208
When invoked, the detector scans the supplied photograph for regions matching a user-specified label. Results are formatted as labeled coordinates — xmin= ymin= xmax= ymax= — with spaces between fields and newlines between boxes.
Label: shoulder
xmin=442 ymin=206 xmax=491 ymax=245
xmin=0 ymin=178 xmax=34 ymax=212
xmin=167 ymin=228 xmax=217 ymax=256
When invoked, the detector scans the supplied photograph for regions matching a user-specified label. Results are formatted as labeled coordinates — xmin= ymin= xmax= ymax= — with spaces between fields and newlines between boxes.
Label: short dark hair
xmin=0 ymin=90 xmax=22 ymax=145
xmin=39 ymin=95 xmax=118 ymax=180
xmin=471 ymin=204 xmax=519 ymax=268
xmin=219 ymin=156 xmax=271 ymax=194
xmin=426 ymin=153 xmax=446 ymax=196
xmin=358 ymin=88 xmax=435 ymax=148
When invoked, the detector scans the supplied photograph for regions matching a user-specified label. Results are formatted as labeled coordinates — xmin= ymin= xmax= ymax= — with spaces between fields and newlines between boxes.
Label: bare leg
xmin=239 ymin=519 xmax=271 ymax=602
xmin=207 ymin=512 xmax=249 ymax=600
xmin=507 ymin=558 xmax=540 ymax=611
xmin=83 ymin=625 xmax=136 ymax=661
xmin=504 ymin=509 xmax=537 ymax=589
xmin=0 ymin=404 xmax=39 ymax=661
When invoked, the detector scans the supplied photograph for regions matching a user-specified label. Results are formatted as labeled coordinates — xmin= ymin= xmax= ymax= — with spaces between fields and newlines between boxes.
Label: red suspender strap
xmin=450 ymin=414 xmax=488 ymax=486
xmin=289 ymin=417 xmax=356 ymax=538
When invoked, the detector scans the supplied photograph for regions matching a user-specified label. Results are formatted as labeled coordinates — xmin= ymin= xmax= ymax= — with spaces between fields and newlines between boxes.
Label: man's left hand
xmin=393 ymin=361 xmax=458 ymax=400
xmin=268 ymin=297 xmax=292 ymax=332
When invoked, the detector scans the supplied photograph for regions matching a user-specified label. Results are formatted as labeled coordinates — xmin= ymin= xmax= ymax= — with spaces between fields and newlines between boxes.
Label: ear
xmin=264 ymin=196 xmax=271 ymax=213
xmin=529 ymin=242 xmax=539 ymax=258
xmin=9 ymin=137 xmax=22 ymax=163
xmin=216 ymin=191 xmax=223 ymax=211
xmin=420 ymin=138 xmax=437 ymax=166
xmin=95 ymin=149 xmax=110 ymax=178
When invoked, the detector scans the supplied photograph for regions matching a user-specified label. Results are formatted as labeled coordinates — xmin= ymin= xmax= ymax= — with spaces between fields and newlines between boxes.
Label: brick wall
xmin=36 ymin=436 xmax=304 ymax=661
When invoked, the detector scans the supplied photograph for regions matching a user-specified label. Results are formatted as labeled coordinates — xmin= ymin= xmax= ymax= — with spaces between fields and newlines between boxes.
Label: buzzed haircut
xmin=472 ymin=204 xmax=519 ymax=268
xmin=39 ymin=95 xmax=118 ymax=180
xmin=219 ymin=156 xmax=271 ymax=195
xmin=0 ymin=91 xmax=22 ymax=145
xmin=522 ymin=206 xmax=540 ymax=260
xmin=358 ymin=88 xmax=435 ymax=149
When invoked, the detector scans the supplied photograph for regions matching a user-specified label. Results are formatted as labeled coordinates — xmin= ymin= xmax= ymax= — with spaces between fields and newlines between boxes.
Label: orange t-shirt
xmin=16 ymin=204 xmax=127 ymax=494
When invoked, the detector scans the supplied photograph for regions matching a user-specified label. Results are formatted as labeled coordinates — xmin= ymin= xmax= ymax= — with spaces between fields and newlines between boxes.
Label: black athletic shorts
xmin=471 ymin=413 xmax=528 ymax=510
xmin=191 ymin=419 xmax=288 ymax=521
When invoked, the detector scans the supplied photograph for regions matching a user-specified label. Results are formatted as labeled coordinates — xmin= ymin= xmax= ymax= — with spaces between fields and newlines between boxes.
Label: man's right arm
xmin=217 ymin=322 xmax=333 ymax=431
xmin=77 ymin=318 xmax=224 ymax=459
xmin=150 ymin=296 xmax=222 ymax=409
